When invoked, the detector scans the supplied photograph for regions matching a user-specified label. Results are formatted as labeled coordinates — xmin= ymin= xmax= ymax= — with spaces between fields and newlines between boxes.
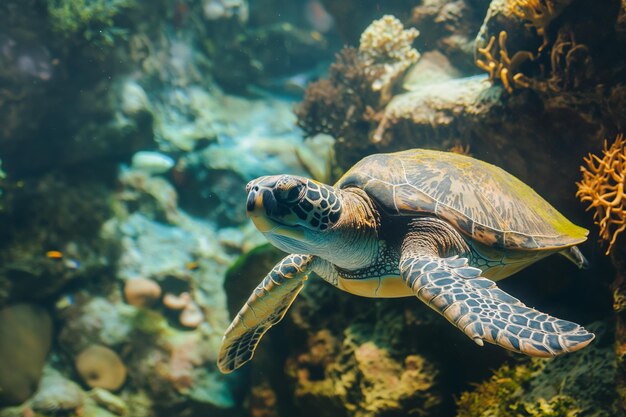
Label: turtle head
xmin=245 ymin=175 xmax=342 ymax=252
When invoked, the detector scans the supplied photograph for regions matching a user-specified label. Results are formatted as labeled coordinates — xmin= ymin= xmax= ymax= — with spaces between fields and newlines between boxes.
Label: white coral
xmin=359 ymin=15 xmax=420 ymax=93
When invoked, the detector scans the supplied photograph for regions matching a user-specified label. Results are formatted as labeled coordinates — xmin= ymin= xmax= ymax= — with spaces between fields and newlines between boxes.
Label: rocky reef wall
xmin=0 ymin=0 xmax=625 ymax=417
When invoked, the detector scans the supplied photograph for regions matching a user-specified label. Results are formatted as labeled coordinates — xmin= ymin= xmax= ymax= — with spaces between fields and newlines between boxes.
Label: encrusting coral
xmin=475 ymin=31 xmax=534 ymax=93
xmin=75 ymin=344 xmax=127 ymax=391
xmin=577 ymin=134 xmax=626 ymax=255
xmin=124 ymin=278 xmax=162 ymax=308
xmin=178 ymin=301 xmax=204 ymax=328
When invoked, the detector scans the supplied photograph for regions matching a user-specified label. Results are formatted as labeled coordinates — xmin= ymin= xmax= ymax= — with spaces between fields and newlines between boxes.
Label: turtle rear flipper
xmin=560 ymin=246 xmax=590 ymax=269
xmin=217 ymin=254 xmax=314 ymax=373
xmin=400 ymin=219 xmax=594 ymax=357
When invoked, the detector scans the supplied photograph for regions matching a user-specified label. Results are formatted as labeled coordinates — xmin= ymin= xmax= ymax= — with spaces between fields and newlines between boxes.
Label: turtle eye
xmin=286 ymin=184 xmax=304 ymax=202
xmin=276 ymin=183 xmax=304 ymax=204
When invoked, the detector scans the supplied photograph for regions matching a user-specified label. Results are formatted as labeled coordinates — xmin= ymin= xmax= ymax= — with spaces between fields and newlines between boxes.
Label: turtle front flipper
xmin=217 ymin=254 xmax=314 ymax=373
xmin=399 ymin=220 xmax=594 ymax=357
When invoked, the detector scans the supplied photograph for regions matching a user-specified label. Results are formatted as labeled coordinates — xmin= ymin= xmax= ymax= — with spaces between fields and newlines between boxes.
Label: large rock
xmin=341 ymin=75 xmax=601 ymax=219
xmin=0 ymin=304 xmax=52 ymax=406
xmin=409 ymin=0 xmax=490 ymax=72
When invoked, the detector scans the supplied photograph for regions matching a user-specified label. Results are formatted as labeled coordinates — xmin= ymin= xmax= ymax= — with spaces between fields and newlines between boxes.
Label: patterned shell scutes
xmin=336 ymin=149 xmax=588 ymax=250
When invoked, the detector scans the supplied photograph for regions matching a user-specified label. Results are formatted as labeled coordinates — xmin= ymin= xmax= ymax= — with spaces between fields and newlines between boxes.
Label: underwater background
xmin=0 ymin=0 xmax=625 ymax=416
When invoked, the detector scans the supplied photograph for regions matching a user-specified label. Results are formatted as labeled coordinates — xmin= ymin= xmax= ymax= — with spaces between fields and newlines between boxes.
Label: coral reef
xmin=1 ymin=0 xmax=625 ymax=416
xmin=290 ymin=2 xmax=624 ymax=416
xmin=285 ymin=311 xmax=443 ymax=417
xmin=249 ymin=382 xmax=279 ymax=417
xmin=296 ymin=47 xmax=376 ymax=138
xmin=577 ymin=134 xmax=626 ymax=254
xmin=456 ymin=362 xmax=574 ymax=417
xmin=297 ymin=15 xmax=419 ymax=162
xmin=475 ymin=0 xmax=622 ymax=96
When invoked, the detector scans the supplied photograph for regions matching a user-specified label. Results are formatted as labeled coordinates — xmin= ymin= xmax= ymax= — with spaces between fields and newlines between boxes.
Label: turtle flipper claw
xmin=400 ymin=254 xmax=595 ymax=357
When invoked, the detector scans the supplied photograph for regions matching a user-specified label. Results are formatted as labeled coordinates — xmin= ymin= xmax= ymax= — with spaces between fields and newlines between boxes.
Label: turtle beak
xmin=246 ymin=186 xmax=274 ymax=233
xmin=246 ymin=180 xmax=305 ymax=240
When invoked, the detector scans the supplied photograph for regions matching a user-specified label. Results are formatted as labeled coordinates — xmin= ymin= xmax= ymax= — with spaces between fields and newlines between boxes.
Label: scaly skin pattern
xmin=217 ymin=254 xmax=313 ymax=374
xmin=294 ymin=179 xmax=342 ymax=230
xmin=399 ymin=253 xmax=593 ymax=357
xmin=398 ymin=217 xmax=594 ymax=357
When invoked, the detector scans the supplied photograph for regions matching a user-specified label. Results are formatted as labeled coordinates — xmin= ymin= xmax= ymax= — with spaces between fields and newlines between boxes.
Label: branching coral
xmin=509 ymin=0 xmax=573 ymax=51
xmin=547 ymin=30 xmax=592 ymax=91
xmin=448 ymin=143 xmax=472 ymax=156
xmin=577 ymin=134 xmax=626 ymax=255
xmin=476 ymin=31 xmax=534 ymax=93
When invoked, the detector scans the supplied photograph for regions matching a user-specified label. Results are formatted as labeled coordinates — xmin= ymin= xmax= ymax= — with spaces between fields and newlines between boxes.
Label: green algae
xmin=457 ymin=321 xmax=618 ymax=417
xmin=46 ymin=0 xmax=136 ymax=45
xmin=456 ymin=361 xmax=581 ymax=417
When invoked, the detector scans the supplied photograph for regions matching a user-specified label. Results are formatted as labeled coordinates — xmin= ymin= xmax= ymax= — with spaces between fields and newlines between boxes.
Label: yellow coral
xmin=576 ymin=134 xmax=626 ymax=255
xmin=476 ymin=31 xmax=534 ymax=93
xmin=358 ymin=15 xmax=420 ymax=94
xmin=509 ymin=0 xmax=573 ymax=51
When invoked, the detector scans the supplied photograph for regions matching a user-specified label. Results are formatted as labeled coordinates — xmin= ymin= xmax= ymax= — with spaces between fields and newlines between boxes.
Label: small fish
xmin=55 ymin=294 xmax=76 ymax=309
xmin=46 ymin=250 xmax=63 ymax=259
xmin=186 ymin=261 xmax=200 ymax=271
xmin=64 ymin=259 xmax=81 ymax=269
xmin=304 ymin=0 xmax=334 ymax=33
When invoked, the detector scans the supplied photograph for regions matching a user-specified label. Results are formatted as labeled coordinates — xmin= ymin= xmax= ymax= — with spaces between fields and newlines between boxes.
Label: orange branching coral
xmin=476 ymin=31 xmax=534 ymax=93
xmin=448 ymin=143 xmax=471 ymax=156
xmin=577 ymin=134 xmax=626 ymax=255
xmin=548 ymin=30 xmax=592 ymax=91
xmin=509 ymin=0 xmax=572 ymax=51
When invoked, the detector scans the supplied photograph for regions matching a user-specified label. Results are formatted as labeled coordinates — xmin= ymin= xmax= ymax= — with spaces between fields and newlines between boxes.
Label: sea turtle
xmin=217 ymin=149 xmax=594 ymax=373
